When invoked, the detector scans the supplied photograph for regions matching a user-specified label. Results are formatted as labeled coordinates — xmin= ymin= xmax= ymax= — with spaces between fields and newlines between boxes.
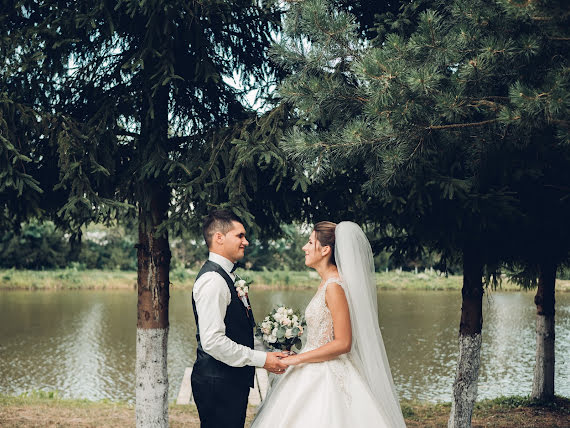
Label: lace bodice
xmin=299 ymin=277 xmax=354 ymax=403
xmin=302 ymin=277 xmax=341 ymax=352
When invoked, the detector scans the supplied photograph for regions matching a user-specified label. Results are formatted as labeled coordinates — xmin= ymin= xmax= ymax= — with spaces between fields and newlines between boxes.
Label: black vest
xmin=192 ymin=260 xmax=256 ymax=387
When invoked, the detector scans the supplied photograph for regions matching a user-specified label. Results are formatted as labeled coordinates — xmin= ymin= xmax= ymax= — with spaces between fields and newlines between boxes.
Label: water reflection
xmin=0 ymin=288 xmax=568 ymax=403
xmin=377 ymin=291 xmax=461 ymax=401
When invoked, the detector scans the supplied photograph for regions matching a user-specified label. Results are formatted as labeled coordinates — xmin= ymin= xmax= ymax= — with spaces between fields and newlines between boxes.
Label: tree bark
xmin=135 ymin=186 xmax=171 ymax=428
xmin=448 ymin=245 xmax=483 ymax=428
xmin=531 ymin=261 xmax=556 ymax=401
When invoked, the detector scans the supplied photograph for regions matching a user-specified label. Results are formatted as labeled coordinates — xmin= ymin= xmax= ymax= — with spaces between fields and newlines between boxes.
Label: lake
xmin=0 ymin=288 xmax=568 ymax=403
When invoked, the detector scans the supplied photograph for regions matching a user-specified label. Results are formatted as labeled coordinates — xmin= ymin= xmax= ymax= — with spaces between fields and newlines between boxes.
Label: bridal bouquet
xmin=256 ymin=305 xmax=305 ymax=351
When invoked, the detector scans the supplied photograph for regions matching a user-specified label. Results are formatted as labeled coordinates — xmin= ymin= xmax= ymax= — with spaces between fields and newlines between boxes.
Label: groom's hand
xmin=264 ymin=352 xmax=289 ymax=374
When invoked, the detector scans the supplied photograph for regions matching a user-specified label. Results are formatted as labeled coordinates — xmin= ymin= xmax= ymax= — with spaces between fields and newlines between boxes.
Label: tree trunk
xmin=68 ymin=229 xmax=82 ymax=263
xmin=135 ymin=54 xmax=171 ymax=426
xmin=448 ymin=245 xmax=483 ymax=428
xmin=136 ymin=187 xmax=171 ymax=428
xmin=531 ymin=261 xmax=556 ymax=401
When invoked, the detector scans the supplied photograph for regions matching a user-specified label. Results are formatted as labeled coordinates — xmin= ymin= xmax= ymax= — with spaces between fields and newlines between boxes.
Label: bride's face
xmin=302 ymin=231 xmax=322 ymax=268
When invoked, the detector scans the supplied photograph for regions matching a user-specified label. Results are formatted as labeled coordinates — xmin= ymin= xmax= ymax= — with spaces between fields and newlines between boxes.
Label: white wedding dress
xmin=251 ymin=277 xmax=400 ymax=428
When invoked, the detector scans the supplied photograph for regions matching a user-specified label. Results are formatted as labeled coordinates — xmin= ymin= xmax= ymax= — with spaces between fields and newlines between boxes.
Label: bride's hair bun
xmin=314 ymin=221 xmax=337 ymax=265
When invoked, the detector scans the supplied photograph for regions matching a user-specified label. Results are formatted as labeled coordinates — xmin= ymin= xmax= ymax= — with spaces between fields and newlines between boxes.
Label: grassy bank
xmin=0 ymin=392 xmax=201 ymax=428
xmin=1 ymin=393 xmax=568 ymax=427
xmin=0 ymin=268 xmax=138 ymax=290
xmin=401 ymin=395 xmax=570 ymax=427
xmin=1 ymin=268 xmax=569 ymax=292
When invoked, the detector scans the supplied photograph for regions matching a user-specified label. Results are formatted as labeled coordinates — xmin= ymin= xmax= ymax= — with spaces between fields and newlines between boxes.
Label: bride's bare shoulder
xmin=324 ymin=281 xmax=348 ymax=305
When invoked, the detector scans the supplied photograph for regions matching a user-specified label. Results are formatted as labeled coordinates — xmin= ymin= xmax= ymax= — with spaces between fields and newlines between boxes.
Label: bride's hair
xmin=314 ymin=221 xmax=337 ymax=266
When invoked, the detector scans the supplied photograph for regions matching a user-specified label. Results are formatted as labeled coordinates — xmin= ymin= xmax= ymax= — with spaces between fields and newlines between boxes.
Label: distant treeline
xmin=0 ymin=221 xmax=137 ymax=271
xmin=0 ymin=221 xmax=425 ymax=273
xmin=3 ymin=221 xmax=569 ymax=279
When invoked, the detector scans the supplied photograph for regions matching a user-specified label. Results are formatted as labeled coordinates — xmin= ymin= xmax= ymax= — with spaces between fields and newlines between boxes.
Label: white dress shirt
xmin=192 ymin=252 xmax=267 ymax=368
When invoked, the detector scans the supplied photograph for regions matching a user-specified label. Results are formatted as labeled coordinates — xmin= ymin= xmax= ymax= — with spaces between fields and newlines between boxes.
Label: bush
xmin=0 ymin=221 xmax=68 ymax=269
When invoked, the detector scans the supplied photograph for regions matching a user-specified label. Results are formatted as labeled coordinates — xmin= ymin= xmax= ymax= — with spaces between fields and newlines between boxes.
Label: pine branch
xmin=117 ymin=130 xmax=139 ymax=138
xmin=426 ymin=118 xmax=501 ymax=130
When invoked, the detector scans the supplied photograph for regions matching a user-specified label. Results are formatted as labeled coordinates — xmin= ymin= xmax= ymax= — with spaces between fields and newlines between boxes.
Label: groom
xmin=191 ymin=209 xmax=288 ymax=428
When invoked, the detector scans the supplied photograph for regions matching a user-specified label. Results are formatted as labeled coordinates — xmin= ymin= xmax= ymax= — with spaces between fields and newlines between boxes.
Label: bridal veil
xmin=335 ymin=221 xmax=406 ymax=427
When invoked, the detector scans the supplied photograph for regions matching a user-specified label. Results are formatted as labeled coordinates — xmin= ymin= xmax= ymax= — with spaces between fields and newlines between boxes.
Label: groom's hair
xmin=203 ymin=209 xmax=243 ymax=248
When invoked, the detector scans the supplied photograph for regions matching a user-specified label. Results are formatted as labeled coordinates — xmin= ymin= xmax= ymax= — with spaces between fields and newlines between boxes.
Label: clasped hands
xmin=263 ymin=350 xmax=300 ymax=374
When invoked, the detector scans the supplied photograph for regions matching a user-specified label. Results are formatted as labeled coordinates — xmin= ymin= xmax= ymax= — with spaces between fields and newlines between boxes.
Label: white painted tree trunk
xmin=531 ymin=314 xmax=555 ymax=400
xmin=448 ymin=334 xmax=482 ymax=428
xmin=136 ymin=327 xmax=169 ymax=428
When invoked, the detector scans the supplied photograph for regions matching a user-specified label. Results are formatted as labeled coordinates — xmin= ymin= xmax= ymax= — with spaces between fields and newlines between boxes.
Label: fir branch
xmin=426 ymin=118 xmax=501 ymax=130
xmin=117 ymin=130 xmax=139 ymax=138
xmin=551 ymin=119 xmax=569 ymax=128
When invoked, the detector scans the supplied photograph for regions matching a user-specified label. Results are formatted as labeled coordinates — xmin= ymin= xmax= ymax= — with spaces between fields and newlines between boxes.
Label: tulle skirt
xmin=250 ymin=355 xmax=394 ymax=428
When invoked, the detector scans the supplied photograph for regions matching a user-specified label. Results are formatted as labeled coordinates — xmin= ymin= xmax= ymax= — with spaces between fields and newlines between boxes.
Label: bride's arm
xmin=281 ymin=282 xmax=351 ymax=366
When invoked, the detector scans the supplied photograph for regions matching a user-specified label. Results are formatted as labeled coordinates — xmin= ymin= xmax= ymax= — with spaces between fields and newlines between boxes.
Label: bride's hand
xmin=280 ymin=354 xmax=302 ymax=366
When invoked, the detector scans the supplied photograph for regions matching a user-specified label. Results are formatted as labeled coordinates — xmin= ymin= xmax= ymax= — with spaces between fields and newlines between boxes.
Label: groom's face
xmin=222 ymin=221 xmax=249 ymax=263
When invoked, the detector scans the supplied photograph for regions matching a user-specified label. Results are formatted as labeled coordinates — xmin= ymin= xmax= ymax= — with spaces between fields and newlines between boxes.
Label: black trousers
xmin=191 ymin=374 xmax=250 ymax=428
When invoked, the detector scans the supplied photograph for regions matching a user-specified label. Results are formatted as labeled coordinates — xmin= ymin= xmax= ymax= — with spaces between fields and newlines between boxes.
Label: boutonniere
xmin=234 ymin=279 xmax=249 ymax=298
xmin=234 ymin=275 xmax=253 ymax=311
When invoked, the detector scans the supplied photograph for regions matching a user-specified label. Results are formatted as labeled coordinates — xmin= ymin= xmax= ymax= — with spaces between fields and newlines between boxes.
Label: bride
xmin=251 ymin=221 xmax=406 ymax=427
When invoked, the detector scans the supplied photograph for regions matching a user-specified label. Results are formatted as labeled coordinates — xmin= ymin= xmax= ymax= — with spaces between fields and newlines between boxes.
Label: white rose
xmin=263 ymin=334 xmax=269 ymax=342
xmin=262 ymin=327 xmax=271 ymax=335
xmin=287 ymin=308 xmax=293 ymax=315
xmin=285 ymin=328 xmax=294 ymax=339
xmin=235 ymin=279 xmax=246 ymax=287
xmin=273 ymin=313 xmax=282 ymax=322
xmin=272 ymin=327 xmax=278 ymax=337
xmin=268 ymin=334 xmax=277 ymax=344
xmin=281 ymin=317 xmax=291 ymax=326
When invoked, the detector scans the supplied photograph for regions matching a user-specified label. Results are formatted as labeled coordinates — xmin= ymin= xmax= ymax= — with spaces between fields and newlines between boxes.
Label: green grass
xmin=475 ymin=395 xmax=570 ymax=413
xmin=0 ymin=268 xmax=137 ymax=290
xmin=401 ymin=395 xmax=569 ymax=427
xmin=1 ymin=393 xmax=568 ymax=428
xmin=0 ymin=390 xmax=124 ymax=408
xmin=0 ymin=391 xmax=199 ymax=427
xmin=1 ymin=268 xmax=569 ymax=292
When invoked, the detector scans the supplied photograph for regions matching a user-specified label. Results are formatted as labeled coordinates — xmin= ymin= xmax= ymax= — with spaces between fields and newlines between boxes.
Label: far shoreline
xmin=1 ymin=268 xmax=569 ymax=292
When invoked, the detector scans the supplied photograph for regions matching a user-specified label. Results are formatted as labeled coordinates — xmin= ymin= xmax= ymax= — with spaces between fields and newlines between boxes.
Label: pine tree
xmin=497 ymin=1 xmax=570 ymax=402
xmin=504 ymin=132 xmax=570 ymax=401
xmin=275 ymin=0 xmax=569 ymax=425
xmin=0 ymin=1 xmax=299 ymax=425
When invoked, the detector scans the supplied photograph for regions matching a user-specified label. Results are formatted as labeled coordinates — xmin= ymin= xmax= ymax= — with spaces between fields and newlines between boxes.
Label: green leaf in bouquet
xmin=277 ymin=327 xmax=286 ymax=339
